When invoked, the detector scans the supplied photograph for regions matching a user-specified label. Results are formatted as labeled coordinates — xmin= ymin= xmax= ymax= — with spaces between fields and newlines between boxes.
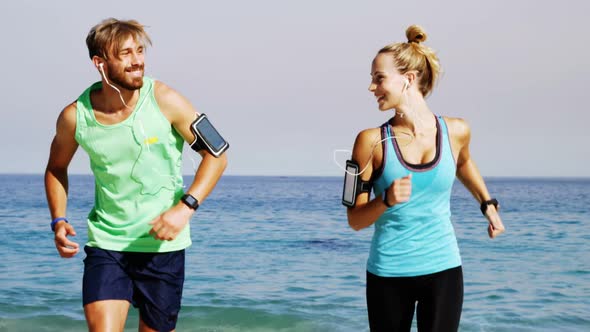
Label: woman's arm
xmin=346 ymin=128 xmax=411 ymax=231
xmin=448 ymin=117 xmax=505 ymax=238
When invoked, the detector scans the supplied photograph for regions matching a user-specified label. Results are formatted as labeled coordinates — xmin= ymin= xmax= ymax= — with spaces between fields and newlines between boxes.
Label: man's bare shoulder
xmin=57 ymin=101 xmax=78 ymax=130
xmin=153 ymin=80 xmax=172 ymax=97
xmin=153 ymin=80 xmax=197 ymax=120
xmin=153 ymin=80 xmax=185 ymax=106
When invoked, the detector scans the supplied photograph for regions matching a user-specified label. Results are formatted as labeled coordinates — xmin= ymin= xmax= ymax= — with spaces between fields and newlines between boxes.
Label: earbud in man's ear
xmin=97 ymin=62 xmax=107 ymax=79
xmin=403 ymin=78 xmax=410 ymax=90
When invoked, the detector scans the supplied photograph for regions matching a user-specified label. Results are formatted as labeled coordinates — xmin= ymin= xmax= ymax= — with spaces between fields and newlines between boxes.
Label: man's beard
xmin=108 ymin=64 xmax=144 ymax=91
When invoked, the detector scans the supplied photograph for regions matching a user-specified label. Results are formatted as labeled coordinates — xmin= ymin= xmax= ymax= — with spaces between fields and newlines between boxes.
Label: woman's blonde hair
xmin=378 ymin=25 xmax=441 ymax=97
xmin=86 ymin=18 xmax=152 ymax=60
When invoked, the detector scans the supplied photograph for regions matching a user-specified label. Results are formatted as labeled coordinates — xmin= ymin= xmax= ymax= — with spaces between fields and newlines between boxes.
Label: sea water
xmin=0 ymin=175 xmax=588 ymax=331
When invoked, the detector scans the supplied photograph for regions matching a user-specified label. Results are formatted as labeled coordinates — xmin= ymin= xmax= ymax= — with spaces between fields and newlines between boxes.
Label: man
xmin=44 ymin=18 xmax=228 ymax=332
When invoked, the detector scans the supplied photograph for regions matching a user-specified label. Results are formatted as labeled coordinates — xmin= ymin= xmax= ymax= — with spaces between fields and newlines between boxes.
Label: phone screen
xmin=196 ymin=116 xmax=227 ymax=151
xmin=342 ymin=162 xmax=358 ymax=206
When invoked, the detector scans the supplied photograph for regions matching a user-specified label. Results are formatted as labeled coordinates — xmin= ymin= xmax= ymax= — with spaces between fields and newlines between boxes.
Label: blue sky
xmin=0 ymin=0 xmax=588 ymax=177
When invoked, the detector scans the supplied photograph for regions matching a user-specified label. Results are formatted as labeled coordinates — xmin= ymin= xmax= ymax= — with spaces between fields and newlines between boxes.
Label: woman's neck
xmin=391 ymin=96 xmax=434 ymax=135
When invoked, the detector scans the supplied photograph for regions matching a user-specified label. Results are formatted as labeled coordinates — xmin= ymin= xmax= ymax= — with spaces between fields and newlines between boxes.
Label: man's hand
xmin=149 ymin=203 xmax=194 ymax=241
xmin=54 ymin=222 xmax=79 ymax=258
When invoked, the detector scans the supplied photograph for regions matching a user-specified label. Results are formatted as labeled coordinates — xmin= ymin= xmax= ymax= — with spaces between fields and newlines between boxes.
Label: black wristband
xmin=480 ymin=198 xmax=498 ymax=215
xmin=383 ymin=191 xmax=394 ymax=208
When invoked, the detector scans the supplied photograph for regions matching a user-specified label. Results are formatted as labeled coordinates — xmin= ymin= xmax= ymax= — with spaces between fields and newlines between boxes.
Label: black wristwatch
xmin=181 ymin=193 xmax=200 ymax=210
xmin=480 ymin=198 xmax=498 ymax=216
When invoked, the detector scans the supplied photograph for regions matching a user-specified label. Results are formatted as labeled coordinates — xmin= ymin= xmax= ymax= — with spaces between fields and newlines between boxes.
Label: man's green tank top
xmin=75 ymin=77 xmax=191 ymax=252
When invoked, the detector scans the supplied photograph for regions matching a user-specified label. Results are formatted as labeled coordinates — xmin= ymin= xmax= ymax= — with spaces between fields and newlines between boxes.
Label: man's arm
xmin=148 ymin=81 xmax=228 ymax=241
xmin=45 ymin=103 xmax=80 ymax=257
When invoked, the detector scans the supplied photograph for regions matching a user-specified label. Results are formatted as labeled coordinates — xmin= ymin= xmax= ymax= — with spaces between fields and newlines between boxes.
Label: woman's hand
xmin=484 ymin=205 xmax=505 ymax=238
xmin=384 ymin=174 xmax=412 ymax=207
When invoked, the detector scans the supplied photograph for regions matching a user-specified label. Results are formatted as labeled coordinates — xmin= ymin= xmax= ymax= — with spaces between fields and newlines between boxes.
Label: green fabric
xmin=75 ymin=77 xmax=191 ymax=252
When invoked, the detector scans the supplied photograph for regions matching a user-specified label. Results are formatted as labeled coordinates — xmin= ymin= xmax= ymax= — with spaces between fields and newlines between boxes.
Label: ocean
xmin=0 ymin=175 xmax=589 ymax=331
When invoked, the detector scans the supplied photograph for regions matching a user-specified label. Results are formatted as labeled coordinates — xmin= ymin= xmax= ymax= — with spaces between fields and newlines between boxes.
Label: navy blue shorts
xmin=83 ymin=246 xmax=185 ymax=331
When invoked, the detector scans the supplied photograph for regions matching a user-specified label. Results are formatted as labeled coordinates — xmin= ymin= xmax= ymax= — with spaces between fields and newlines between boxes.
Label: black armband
xmin=342 ymin=160 xmax=372 ymax=207
xmin=189 ymin=113 xmax=229 ymax=157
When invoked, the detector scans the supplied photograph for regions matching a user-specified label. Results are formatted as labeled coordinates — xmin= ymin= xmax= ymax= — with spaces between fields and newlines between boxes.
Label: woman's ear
xmin=404 ymin=71 xmax=418 ymax=88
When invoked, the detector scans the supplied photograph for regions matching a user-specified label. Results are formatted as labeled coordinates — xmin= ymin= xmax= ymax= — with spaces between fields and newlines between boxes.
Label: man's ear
xmin=92 ymin=56 xmax=104 ymax=71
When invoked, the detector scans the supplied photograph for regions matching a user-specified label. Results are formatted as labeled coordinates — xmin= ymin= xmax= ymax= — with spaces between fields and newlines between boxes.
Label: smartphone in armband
xmin=190 ymin=113 xmax=229 ymax=157
xmin=342 ymin=160 xmax=372 ymax=207
xmin=342 ymin=160 xmax=360 ymax=207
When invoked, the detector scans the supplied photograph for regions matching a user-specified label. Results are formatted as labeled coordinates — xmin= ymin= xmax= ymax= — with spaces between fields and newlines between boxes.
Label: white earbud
xmin=403 ymin=78 xmax=410 ymax=90
xmin=97 ymin=62 xmax=131 ymax=109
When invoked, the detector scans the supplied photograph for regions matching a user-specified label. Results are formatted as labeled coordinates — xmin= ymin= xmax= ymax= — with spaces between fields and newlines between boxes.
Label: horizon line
xmin=1 ymin=173 xmax=589 ymax=180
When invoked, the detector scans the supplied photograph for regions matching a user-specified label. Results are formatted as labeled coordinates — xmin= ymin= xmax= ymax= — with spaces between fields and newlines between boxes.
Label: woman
xmin=346 ymin=25 xmax=505 ymax=332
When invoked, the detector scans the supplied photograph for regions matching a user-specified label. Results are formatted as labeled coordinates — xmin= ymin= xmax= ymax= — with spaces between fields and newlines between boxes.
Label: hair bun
xmin=406 ymin=25 xmax=427 ymax=44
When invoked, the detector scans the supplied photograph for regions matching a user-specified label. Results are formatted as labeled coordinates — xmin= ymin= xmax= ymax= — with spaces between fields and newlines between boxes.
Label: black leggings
xmin=366 ymin=266 xmax=463 ymax=332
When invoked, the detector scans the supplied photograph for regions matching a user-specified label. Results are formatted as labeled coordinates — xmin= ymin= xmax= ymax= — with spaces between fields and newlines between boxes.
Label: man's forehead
xmin=117 ymin=36 xmax=142 ymax=48
xmin=107 ymin=35 xmax=144 ymax=58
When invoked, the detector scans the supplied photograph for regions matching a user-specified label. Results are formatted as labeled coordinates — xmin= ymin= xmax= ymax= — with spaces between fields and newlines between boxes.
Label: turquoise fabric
xmin=368 ymin=115 xmax=461 ymax=276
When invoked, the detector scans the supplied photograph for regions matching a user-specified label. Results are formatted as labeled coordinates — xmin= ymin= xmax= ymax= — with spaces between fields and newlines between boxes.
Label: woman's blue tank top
xmin=368 ymin=115 xmax=461 ymax=277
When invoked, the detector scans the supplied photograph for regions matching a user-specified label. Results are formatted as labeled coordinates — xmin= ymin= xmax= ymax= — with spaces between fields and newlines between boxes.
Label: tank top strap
xmin=371 ymin=121 xmax=396 ymax=195
xmin=436 ymin=115 xmax=448 ymax=136
xmin=435 ymin=115 xmax=456 ymax=168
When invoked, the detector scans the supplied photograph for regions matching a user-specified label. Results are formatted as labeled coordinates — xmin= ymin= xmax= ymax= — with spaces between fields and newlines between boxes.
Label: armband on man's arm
xmin=189 ymin=113 xmax=229 ymax=157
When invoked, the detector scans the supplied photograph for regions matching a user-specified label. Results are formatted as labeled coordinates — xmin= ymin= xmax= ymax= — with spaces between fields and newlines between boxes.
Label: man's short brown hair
xmin=86 ymin=18 xmax=152 ymax=60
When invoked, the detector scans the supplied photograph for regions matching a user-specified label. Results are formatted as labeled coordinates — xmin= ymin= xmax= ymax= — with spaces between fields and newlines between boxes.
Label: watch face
xmin=182 ymin=194 xmax=199 ymax=209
